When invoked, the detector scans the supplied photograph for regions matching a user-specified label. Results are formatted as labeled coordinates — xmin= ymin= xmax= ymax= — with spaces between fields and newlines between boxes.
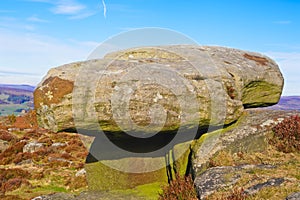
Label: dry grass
xmin=206 ymin=144 xmax=300 ymax=199
xmin=208 ymin=187 xmax=248 ymax=200
xmin=0 ymin=168 xmax=31 ymax=195
xmin=206 ymin=114 xmax=300 ymax=199
xmin=0 ymin=112 xmax=89 ymax=199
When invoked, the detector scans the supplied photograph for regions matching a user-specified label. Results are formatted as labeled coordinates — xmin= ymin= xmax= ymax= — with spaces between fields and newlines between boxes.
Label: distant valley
xmin=0 ymin=84 xmax=34 ymax=116
xmin=265 ymin=96 xmax=300 ymax=111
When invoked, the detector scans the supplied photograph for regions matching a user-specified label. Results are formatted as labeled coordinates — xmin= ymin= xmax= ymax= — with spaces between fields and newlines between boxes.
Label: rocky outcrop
xmin=32 ymin=191 xmax=147 ymax=200
xmin=244 ymin=177 xmax=285 ymax=195
xmin=23 ymin=141 xmax=44 ymax=153
xmin=286 ymin=192 xmax=300 ymax=200
xmin=34 ymin=45 xmax=283 ymax=133
xmin=191 ymin=109 xmax=299 ymax=175
xmin=0 ymin=139 xmax=9 ymax=152
xmin=192 ymin=109 xmax=300 ymax=199
xmin=194 ymin=164 xmax=278 ymax=199
xmin=33 ymin=45 xmax=285 ymax=196
xmin=32 ymin=193 xmax=76 ymax=200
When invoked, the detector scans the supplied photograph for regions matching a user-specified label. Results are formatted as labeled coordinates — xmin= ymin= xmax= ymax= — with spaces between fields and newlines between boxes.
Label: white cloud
xmin=0 ymin=71 xmax=40 ymax=85
xmin=266 ymin=52 xmax=300 ymax=96
xmin=0 ymin=17 xmax=36 ymax=32
xmin=273 ymin=20 xmax=292 ymax=25
xmin=50 ymin=1 xmax=98 ymax=19
xmin=51 ymin=3 xmax=86 ymax=15
xmin=68 ymin=11 xmax=96 ymax=20
xmin=25 ymin=0 xmax=97 ymax=19
xmin=0 ymin=29 xmax=99 ymax=85
xmin=27 ymin=15 xmax=50 ymax=23
xmin=102 ymin=0 xmax=107 ymax=18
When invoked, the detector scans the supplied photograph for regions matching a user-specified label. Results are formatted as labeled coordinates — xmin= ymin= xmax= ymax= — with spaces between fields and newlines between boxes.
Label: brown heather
xmin=0 ymin=168 xmax=31 ymax=194
xmin=159 ymin=174 xmax=198 ymax=200
xmin=270 ymin=115 xmax=300 ymax=153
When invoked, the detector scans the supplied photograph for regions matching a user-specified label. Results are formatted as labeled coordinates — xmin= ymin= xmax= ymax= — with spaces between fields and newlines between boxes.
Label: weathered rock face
xmin=192 ymin=109 xmax=300 ymax=199
xmin=286 ymin=192 xmax=300 ymax=200
xmin=23 ymin=141 xmax=44 ymax=153
xmin=191 ymin=109 xmax=299 ymax=176
xmin=194 ymin=164 xmax=279 ymax=199
xmin=34 ymin=45 xmax=283 ymax=133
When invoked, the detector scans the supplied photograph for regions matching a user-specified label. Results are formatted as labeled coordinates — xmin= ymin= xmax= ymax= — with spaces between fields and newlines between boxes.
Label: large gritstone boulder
xmin=34 ymin=45 xmax=283 ymax=133
xmin=33 ymin=45 xmax=283 ymax=195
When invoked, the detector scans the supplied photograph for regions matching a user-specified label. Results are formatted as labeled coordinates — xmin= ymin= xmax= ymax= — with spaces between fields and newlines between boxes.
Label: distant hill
xmin=266 ymin=96 xmax=300 ymax=111
xmin=0 ymin=84 xmax=35 ymax=92
xmin=0 ymin=84 xmax=35 ymax=116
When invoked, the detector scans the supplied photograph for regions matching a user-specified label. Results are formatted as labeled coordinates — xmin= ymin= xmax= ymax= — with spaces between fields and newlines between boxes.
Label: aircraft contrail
xmin=102 ymin=0 xmax=107 ymax=18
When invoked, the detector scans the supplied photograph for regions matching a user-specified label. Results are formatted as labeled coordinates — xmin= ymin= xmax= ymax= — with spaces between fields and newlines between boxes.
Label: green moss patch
xmin=242 ymin=81 xmax=281 ymax=108
xmin=85 ymin=160 xmax=168 ymax=191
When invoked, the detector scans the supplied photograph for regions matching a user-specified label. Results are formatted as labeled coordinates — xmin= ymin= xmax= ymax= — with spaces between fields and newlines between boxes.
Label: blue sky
xmin=0 ymin=0 xmax=299 ymax=95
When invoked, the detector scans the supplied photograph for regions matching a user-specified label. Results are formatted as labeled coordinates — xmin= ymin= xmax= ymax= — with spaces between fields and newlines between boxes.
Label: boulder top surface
xmin=34 ymin=45 xmax=284 ymax=133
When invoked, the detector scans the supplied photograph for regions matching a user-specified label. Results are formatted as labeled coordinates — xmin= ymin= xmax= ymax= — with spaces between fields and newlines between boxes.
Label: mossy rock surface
xmin=242 ymin=81 xmax=282 ymax=108
xmin=85 ymin=159 xmax=167 ymax=188
xmin=84 ymin=160 xmax=166 ymax=199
